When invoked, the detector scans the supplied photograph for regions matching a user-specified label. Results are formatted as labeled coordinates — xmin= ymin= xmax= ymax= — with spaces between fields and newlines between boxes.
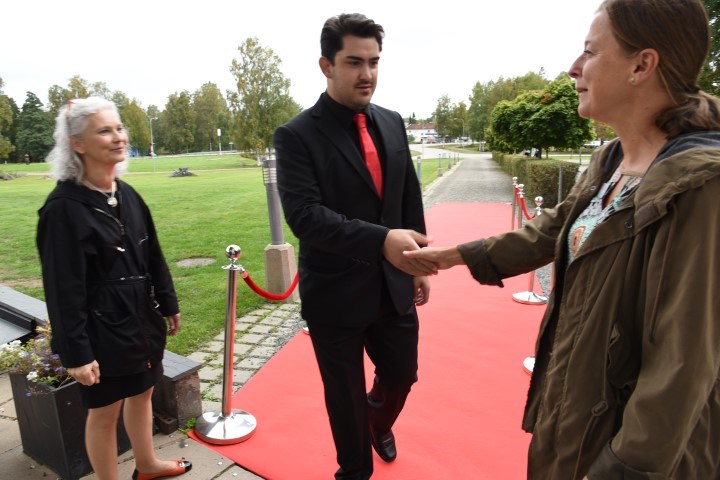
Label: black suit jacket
xmin=274 ymin=94 xmax=426 ymax=327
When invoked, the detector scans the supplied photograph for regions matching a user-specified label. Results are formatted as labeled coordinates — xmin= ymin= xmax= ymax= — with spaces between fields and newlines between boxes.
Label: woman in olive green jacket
xmin=407 ymin=1 xmax=720 ymax=478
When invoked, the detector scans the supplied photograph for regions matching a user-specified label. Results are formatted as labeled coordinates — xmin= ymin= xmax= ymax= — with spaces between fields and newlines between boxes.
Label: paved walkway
xmin=1 ymin=148 xmax=526 ymax=480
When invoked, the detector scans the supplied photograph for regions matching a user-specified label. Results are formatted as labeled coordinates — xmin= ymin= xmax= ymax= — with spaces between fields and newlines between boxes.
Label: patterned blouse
xmin=567 ymin=167 xmax=643 ymax=263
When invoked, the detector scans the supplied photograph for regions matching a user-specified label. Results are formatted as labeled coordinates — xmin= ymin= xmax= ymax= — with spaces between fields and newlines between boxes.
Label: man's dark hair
xmin=320 ymin=13 xmax=384 ymax=63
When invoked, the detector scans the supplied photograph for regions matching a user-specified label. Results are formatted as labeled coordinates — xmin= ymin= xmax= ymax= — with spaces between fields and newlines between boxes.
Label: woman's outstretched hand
xmin=403 ymin=246 xmax=465 ymax=270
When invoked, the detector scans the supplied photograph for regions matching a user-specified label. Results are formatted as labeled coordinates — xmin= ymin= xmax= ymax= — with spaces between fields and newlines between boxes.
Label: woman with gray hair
xmin=37 ymin=97 xmax=191 ymax=480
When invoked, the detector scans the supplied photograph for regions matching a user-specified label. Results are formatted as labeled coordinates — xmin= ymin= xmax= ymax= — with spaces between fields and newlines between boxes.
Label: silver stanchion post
xmin=523 ymin=355 xmax=535 ymax=375
xmin=194 ymin=245 xmax=257 ymax=445
xmin=512 ymin=197 xmax=549 ymax=306
xmin=511 ymin=176 xmax=518 ymax=230
xmin=516 ymin=183 xmax=525 ymax=229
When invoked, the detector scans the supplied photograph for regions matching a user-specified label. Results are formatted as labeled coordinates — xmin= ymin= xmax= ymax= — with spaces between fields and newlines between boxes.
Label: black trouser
xmin=308 ymin=296 xmax=419 ymax=480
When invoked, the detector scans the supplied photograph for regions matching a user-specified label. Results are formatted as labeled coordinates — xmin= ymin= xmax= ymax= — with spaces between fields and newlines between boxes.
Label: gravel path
xmin=421 ymin=147 xmax=552 ymax=296
xmin=422 ymin=150 xmax=514 ymax=208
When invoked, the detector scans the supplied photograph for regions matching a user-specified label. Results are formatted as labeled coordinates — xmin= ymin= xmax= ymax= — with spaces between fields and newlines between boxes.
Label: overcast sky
xmin=1 ymin=0 xmax=601 ymax=119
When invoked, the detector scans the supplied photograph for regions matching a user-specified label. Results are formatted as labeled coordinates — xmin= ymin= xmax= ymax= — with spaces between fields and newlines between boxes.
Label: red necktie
xmin=354 ymin=113 xmax=383 ymax=198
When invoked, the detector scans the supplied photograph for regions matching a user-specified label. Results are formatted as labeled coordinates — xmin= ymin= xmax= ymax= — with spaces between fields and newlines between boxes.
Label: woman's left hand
xmin=166 ymin=313 xmax=181 ymax=336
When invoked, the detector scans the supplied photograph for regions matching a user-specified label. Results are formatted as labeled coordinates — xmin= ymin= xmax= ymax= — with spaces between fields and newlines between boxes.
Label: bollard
xmin=263 ymin=155 xmax=299 ymax=301
xmin=194 ymin=245 xmax=257 ymax=445
xmin=512 ymin=197 xmax=549 ymax=305
xmin=437 ymin=155 xmax=443 ymax=177
xmin=262 ymin=156 xmax=284 ymax=246
xmin=415 ymin=156 xmax=422 ymax=188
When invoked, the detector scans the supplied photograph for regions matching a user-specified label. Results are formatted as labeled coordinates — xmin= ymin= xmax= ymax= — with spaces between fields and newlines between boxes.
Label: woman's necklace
xmin=619 ymin=167 xmax=645 ymax=177
xmin=82 ymin=179 xmax=118 ymax=207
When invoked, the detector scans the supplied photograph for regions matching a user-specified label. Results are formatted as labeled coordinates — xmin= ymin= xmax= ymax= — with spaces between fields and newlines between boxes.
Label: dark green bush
xmin=492 ymin=152 xmax=580 ymax=208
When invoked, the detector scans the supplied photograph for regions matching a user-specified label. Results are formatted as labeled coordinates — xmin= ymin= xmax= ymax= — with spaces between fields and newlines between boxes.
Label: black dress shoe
xmin=370 ymin=427 xmax=397 ymax=462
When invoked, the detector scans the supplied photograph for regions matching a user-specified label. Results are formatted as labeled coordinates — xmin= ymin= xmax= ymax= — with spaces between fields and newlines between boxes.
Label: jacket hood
xmin=39 ymin=179 xmax=126 ymax=214
xmin=594 ymin=131 xmax=720 ymax=211
xmin=639 ymin=131 xmax=720 ymax=211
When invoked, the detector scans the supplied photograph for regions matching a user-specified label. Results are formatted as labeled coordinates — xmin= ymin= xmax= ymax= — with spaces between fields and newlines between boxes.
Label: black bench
xmin=0 ymin=284 xmax=202 ymax=433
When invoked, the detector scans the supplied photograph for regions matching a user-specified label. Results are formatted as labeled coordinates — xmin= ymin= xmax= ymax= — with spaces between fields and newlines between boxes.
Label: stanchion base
xmin=512 ymin=291 xmax=548 ymax=305
xmin=523 ymin=356 xmax=535 ymax=375
xmin=194 ymin=409 xmax=257 ymax=445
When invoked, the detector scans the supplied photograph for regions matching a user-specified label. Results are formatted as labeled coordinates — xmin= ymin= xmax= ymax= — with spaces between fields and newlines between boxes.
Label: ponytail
xmin=656 ymin=90 xmax=720 ymax=138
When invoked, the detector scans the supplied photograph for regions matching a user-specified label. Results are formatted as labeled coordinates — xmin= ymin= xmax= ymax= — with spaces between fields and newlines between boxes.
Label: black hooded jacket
xmin=37 ymin=179 xmax=178 ymax=376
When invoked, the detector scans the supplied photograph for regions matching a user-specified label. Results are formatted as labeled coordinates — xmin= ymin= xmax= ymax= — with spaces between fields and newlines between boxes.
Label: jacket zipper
xmin=92 ymin=207 xmax=153 ymax=370
xmin=92 ymin=207 xmax=125 ymax=236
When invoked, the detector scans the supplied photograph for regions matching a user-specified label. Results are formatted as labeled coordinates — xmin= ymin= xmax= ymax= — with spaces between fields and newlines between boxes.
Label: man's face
xmin=321 ymin=34 xmax=380 ymax=112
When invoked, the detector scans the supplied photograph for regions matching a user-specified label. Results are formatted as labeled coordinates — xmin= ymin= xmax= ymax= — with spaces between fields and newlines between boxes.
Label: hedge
xmin=492 ymin=152 xmax=580 ymax=208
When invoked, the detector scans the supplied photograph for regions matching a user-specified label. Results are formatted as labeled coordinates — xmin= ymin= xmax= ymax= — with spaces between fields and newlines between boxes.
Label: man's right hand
xmin=382 ymin=229 xmax=437 ymax=276
xmin=403 ymin=245 xmax=465 ymax=270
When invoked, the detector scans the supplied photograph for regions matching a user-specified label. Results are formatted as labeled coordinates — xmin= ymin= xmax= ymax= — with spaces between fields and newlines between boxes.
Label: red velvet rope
xmin=241 ymin=271 xmax=299 ymax=301
xmin=515 ymin=190 xmax=536 ymax=221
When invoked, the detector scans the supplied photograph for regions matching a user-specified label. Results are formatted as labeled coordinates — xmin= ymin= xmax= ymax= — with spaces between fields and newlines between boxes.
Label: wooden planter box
xmin=9 ymin=373 xmax=131 ymax=480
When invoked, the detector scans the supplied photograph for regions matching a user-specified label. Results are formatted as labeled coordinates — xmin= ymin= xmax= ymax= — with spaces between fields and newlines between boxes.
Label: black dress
xmin=80 ymin=355 xmax=163 ymax=408
xmin=37 ymin=180 xmax=179 ymax=408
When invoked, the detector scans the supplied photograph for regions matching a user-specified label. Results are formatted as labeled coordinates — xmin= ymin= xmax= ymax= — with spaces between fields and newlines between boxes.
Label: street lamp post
xmin=148 ymin=116 xmax=158 ymax=172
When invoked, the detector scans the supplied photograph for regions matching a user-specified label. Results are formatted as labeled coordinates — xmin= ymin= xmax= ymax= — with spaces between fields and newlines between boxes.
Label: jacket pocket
xmin=574 ymin=400 xmax=610 ymax=479
xmin=607 ymin=323 xmax=639 ymax=396
xmin=87 ymin=308 xmax=148 ymax=375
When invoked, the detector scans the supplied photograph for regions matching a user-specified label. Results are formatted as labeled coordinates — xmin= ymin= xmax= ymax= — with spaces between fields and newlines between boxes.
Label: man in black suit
xmin=274 ymin=13 xmax=435 ymax=480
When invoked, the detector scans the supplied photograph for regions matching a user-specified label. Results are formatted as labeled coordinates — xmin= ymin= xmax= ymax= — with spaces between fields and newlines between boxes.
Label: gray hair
xmin=46 ymin=97 xmax=127 ymax=182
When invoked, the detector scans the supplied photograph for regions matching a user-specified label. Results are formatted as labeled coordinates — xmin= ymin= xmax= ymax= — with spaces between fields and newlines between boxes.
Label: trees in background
xmin=433 ymin=97 xmax=469 ymax=140
xmin=432 ymin=95 xmax=454 ymax=138
xmin=467 ymin=71 xmax=548 ymax=143
xmin=163 ymin=91 xmax=194 ymax=154
xmin=699 ymin=0 xmax=720 ymax=95
xmin=193 ymin=83 xmax=231 ymax=152
xmin=5 ymin=3 xmax=720 ymax=163
xmin=0 ymin=58 xmax=343 ymax=161
xmin=228 ymin=37 xmax=301 ymax=155
xmin=47 ymin=75 xmax=116 ymax=117
xmin=15 ymin=92 xmax=53 ymax=161
xmin=487 ymin=76 xmax=592 ymax=156
xmin=593 ymin=121 xmax=617 ymax=144
xmin=0 ymin=78 xmax=15 ymax=160
xmin=120 ymin=100 xmax=151 ymax=155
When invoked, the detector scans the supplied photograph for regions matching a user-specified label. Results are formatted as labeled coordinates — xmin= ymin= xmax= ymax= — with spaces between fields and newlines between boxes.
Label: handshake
xmin=383 ymin=229 xmax=464 ymax=277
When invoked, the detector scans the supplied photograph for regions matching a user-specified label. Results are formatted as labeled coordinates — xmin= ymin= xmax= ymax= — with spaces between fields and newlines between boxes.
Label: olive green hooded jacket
xmin=458 ymin=132 xmax=720 ymax=479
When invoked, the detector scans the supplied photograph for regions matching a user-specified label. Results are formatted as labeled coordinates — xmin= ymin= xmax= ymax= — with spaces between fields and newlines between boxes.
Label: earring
xmin=629 ymin=77 xmax=637 ymax=84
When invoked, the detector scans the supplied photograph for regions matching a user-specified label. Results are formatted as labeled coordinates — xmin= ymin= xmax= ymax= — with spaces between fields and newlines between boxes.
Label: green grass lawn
xmin=1 ymin=153 xmax=255 ymax=175
xmin=0 ymin=169 xmax=293 ymax=354
xmin=0 ymin=159 xmax=440 ymax=355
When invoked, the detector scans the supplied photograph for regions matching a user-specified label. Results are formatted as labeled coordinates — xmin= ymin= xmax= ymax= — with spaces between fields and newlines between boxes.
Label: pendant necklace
xmin=82 ymin=179 xmax=118 ymax=207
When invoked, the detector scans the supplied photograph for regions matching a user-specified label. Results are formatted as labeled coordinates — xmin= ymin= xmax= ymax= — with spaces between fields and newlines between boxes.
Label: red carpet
xmin=190 ymin=203 xmax=546 ymax=479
